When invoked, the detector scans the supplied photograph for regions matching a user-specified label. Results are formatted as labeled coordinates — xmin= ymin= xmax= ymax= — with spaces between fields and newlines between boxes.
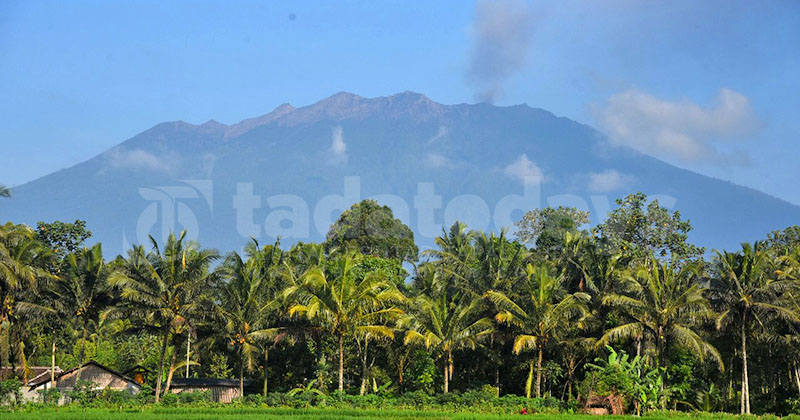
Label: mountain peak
xmin=201 ymin=119 xmax=226 ymax=128
xmin=224 ymin=102 xmax=296 ymax=139
xmin=312 ymin=91 xmax=366 ymax=109
xmin=389 ymin=90 xmax=431 ymax=101
xmin=272 ymin=103 xmax=295 ymax=113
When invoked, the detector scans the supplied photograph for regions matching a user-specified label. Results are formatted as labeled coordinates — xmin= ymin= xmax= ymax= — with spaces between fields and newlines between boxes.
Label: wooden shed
xmin=169 ymin=378 xmax=250 ymax=403
xmin=29 ymin=361 xmax=141 ymax=397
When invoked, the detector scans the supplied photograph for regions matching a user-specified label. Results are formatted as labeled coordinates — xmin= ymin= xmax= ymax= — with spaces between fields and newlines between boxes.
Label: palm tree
xmin=51 ymin=243 xmax=112 ymax=379
xmin=561 ymin=231 xmax=626 ymax=295
xmin=286 ymin=253 xmax=404 ymax=392
xmin=0 ymin=223 xmax=51 ymax=371
xmin=0 ymin=186 xmax=10 ymax=198
xmin=215 ymin=250 xmax=284 ymax=397
xmin=470 ymin=230 xmax=528 ymax=296
xmin=246 ymin=239 xmax=291 ymax=396
xmin=601 ymin=259 xmax=721 ymax=371
xmin=109 ymin=231 xmax=219 ymax=402
xmin=711 ymin=242 xmax=800 ymax=414
xmin=422 ymin=222 xmax=476 ymax=293
xmin=486 ymin=263 xmax=590 ymax=398
xmin=404 ymin=289 xmax=493 ymax=393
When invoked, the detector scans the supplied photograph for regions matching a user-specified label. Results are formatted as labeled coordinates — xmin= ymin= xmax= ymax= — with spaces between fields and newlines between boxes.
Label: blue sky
xmin=2 ymin=0 xmax=799 ymax=204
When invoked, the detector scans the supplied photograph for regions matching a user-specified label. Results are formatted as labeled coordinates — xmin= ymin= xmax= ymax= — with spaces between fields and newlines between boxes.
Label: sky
xmin=1 ymin=0 xmax=799 ymax=204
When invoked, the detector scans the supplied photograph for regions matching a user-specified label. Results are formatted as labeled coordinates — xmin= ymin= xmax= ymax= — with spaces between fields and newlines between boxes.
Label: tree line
xmin=2 ymin=193 xmax=800 ymax=414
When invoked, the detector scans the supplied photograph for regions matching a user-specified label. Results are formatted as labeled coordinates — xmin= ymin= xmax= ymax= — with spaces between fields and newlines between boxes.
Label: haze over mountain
xmin=2 ymin=91 xmax=798 ymax=256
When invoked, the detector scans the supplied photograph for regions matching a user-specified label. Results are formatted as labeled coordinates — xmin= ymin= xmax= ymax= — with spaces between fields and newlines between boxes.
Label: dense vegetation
xmin=10 ymin=407 xmax=800 ymax=420
xmin=3 ymin=194 xmax=800 ymax=415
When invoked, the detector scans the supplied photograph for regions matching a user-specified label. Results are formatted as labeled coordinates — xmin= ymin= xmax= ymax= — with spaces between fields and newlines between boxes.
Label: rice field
xmin=0 ymin=408 xmax=787 ymax=420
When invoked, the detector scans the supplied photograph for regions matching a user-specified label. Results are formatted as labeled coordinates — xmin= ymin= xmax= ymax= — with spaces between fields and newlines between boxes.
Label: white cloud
xmin=503 ymin=154 xmax=543 ymax=183
xmin=423 ymin=152 xmax=455 ymax=169
xmin=427 ymin=126 xmax=449 ymax=145
xmin=107 ymin=148 xmax=172 ymax=173
xmin=596 ymin=88 xmax=761 ymax=164
xmin=329 ymin=126 xmax=348 ymax=164
xmin=587 ymin=170 xmax=635 ymax=193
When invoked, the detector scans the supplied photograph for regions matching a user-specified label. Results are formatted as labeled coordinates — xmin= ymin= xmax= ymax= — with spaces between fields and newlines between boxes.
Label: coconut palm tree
xmin=0 ymin=223 xmax=52 ymax=370
xmin=246 ymin=239 xmax=291 ymax=396
xmin=486 ymin=263 xmax=590 ymax=398
xmin=285 ymin=253 xmax=404 ymax=392
xmin=600 ymin=259 xmax=721 ymax=371
xmin=51 ymin=243 xmax=113 ymax=379
xmin=215 ymin=249 xmax=286 ymax=397
xmin=108 ymin=231 xmax=218 ymax=402
xmin=404 ymin=288 xmax=493 ymax=393
xmin=711 ymin=242 xmax=800 ymax=414
xmin=422 ymin=222 xmax=476 ymax=293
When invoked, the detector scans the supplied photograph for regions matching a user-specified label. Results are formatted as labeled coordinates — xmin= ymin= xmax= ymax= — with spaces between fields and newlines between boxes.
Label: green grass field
xmin=0 ymin=408 xmax=782 ymax=420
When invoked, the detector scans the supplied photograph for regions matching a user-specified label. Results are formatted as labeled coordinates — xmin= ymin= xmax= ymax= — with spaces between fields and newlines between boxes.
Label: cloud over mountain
xmin=329 ymin=126 xmax=348 ymax=164
xmin=106 ymin=148 xmax=173 ymax=173
xmin=596 ymin=88 xmax=761 ymax=164
xmin=504 ymin=154 xmax=543 ymax=183
xmin=587 ymin=169 xmax=635 ymax=193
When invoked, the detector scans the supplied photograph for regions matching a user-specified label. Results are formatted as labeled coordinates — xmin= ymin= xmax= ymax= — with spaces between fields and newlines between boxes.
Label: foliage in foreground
xmin=3 ymin=406 xmax=800 ymax=420
xmin=4 ymin=195 xmax=800 ymax=416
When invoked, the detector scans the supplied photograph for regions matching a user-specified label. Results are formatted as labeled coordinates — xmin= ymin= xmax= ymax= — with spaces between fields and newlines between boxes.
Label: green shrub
xmin=65 ymin=380 xmax=100 ymax=405
xmin=37 ymin=388 xmax=60 ymax=405
xmin=158 ymin=393 xmax=179 ymax=406
xmin=176 ymin=390 xmax=212 ymax=405
xmin=0 ymin=379 xmax=21 ymax=406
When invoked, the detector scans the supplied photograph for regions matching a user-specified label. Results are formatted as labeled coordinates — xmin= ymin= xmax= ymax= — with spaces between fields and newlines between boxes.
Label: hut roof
xmin=28 ymin=360 xmax=140 ymax=390
xmin=0 ymin=366 xmax=62 ymax=383
xmin=170 ymin=378 xmax=252 ymax=388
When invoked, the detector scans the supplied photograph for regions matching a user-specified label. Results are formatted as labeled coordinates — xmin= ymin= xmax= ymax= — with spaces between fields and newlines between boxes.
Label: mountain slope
xmin=2 ymin=91 xmax=798 ymax=256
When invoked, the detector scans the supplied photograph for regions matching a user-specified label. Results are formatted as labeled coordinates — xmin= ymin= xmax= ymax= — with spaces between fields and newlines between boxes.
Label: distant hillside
xmin=2 ymin=91 xmax=798 ymax=256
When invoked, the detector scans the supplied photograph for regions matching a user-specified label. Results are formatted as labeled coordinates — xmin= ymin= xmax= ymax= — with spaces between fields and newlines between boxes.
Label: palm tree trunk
xmin=525 ymin=359 xmax=534 ymax=398
xmin=239 ymin=352 xmax=244 ymax=399
xmin=794 ymin=364 xmax=800 ymax=396
xmin=164 ymin=348 xmax=177 ymax=393
xmin=448 ymin=350 xmax=453 ymax=393
xmin=0 ymin=318 xmax=11 ymax=371
xmin=75 ymin=323 xmax=88 ymax=383
xmin=77 ymin=322 xmax=88 ymax=364
xmin=741 ymin=313 xmax=750 ymax=414
xmin=338 ymin=335 xmax=344 ymax=392
xmin=155 ymin=330 xmax=169 ymax=403
xmin=443 ymin=358 xmax=449 ymax=394
xmin=359 ymin=339 xmax=369 ymax=396
xmin=185 ymin=334 xmax=191 ymax=378
xmin=491 ymin=333 xmax=500 ymax=396
xmin=264 ymin=346 xmax=269 ymax=397
xmin=397 ymin=353 xmax=405 ymax=394
xmin=535 ymin=346 xmax=543 ymax=398
xmin=50 ymin=336 xmax=56 ymax=387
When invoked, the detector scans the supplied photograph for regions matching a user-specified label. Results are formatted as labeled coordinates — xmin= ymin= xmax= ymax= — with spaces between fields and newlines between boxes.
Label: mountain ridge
xmin=3 ymin=91 xmax=798 ymax=256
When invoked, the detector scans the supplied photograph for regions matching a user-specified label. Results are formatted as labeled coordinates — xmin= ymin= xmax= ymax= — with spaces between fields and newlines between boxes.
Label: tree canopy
xmin=324 ymin=200 xmax=418 ymax=263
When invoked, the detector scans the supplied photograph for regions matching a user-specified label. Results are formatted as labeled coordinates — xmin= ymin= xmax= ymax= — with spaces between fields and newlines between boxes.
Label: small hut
xmin=583 ymin=392 xmax=625 ymax=415
xmin=28 ymin=361 xmax=141 ymax=400
xmin=169 ymin=378 xmax=250 ymax=403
